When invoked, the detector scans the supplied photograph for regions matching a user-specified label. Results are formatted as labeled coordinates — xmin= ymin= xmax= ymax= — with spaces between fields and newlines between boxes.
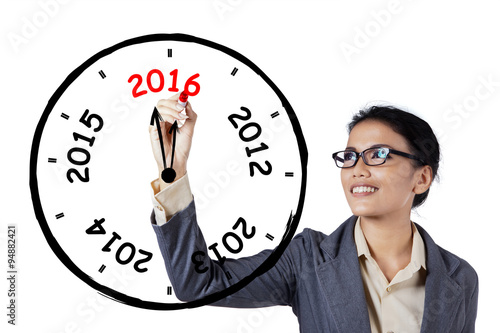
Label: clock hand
xmin=161 ymin=91 xmax=189 ymax=182
xmin=161 ymin=120 xmax=179 ymax=183
xmin=150 ymin=107 xmax=167 ymax=171
xmin=169 ymin=120 xmax=178 ymax=170
xmin=150 ymin=107 xmax=177 ymax=183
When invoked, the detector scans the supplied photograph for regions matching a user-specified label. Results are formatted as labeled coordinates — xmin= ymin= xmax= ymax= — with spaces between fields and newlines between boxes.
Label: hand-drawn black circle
xmin=30 ymin=33 xmax=308 ymax=310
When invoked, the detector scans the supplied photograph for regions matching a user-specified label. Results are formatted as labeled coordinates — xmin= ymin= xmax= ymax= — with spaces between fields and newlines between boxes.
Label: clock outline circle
xmin=29 ymin=33 xmax=308 ymax=310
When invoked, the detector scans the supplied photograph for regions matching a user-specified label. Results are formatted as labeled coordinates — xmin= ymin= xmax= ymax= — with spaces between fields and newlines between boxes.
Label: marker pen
xmin=178 ymin=91 xmax=189 ymax=108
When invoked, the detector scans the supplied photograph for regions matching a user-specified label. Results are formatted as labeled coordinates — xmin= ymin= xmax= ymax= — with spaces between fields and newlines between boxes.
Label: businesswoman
xmin=148 ymin=94 xmax=478 ymax=332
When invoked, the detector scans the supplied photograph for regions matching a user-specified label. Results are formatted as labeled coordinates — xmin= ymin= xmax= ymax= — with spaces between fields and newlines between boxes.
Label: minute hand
xmin=168 ymin=120 xmax=178 ymax=169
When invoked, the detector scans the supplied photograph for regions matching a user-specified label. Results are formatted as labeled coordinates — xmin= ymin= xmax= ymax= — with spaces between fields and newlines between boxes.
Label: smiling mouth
xmin=352 ymin=186 xmax=379 ymax=194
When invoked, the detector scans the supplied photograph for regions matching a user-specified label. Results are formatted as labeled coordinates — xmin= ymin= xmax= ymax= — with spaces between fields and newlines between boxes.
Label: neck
xmin=360 ymin=211 xmax=413 ymax=260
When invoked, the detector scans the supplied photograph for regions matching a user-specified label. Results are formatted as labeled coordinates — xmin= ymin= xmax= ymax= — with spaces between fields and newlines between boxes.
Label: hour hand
xmin=151 ymin=107 xmax=176 ymax=183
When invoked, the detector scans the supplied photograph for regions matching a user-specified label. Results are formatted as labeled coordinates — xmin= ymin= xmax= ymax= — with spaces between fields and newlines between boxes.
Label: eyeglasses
xmin=332 ymin=147 xmax=425 ymax=168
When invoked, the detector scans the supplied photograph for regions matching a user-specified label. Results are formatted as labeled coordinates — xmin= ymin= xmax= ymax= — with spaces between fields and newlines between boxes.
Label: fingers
xmin=155 ymin=106 xmax=178 ymax=124
xmin=157 ymin=93 xmax=189 ymax=123
xmin=154 ymin=93 xmax=197 ymax=139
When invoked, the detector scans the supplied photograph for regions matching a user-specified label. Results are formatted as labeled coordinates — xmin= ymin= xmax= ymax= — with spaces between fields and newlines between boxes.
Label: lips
xmin=350 ymin=184 xmax=379 ymax=194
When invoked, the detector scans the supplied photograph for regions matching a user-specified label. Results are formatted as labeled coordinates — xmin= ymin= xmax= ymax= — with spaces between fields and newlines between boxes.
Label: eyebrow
xmin=344 ymin=144 xmax=394 ymax=151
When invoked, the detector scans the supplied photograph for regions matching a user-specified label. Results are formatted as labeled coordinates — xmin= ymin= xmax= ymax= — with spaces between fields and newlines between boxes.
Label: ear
xmin=413 ymin=165 xmax=433 ymax=194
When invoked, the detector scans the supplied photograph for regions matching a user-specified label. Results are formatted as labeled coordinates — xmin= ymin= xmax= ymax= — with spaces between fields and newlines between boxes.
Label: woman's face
xmin=341 ymin=120 xmax=426 ymax=219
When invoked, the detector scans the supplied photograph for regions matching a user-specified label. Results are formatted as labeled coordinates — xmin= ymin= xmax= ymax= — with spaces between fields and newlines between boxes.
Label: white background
xmin=1 ymin=0 xmax=499 ymax=332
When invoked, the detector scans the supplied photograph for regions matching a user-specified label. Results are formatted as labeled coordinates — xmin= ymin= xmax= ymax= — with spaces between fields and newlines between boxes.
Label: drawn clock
xmin=30 ymin=34 xmax=307 ymax=310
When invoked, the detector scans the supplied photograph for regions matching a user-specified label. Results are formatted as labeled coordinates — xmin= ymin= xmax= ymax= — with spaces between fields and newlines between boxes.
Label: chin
xmin=348 ymin=204 xmax=379 ymax=217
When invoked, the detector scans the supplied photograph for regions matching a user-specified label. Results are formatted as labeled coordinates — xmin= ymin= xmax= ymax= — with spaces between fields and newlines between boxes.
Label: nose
xmin=352 ymin=156 xmax=371 ymax=178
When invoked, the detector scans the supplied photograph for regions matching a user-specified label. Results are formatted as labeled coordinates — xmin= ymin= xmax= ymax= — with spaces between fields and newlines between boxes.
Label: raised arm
xmin=151 ymin=199 xmax=305 ymax=308
xmin=148 ymin=95 xmax=303 ymax=308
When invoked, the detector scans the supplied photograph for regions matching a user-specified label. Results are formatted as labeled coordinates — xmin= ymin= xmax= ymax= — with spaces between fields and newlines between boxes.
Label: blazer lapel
xmin=316 ymin=217 xmax=371 ymax=333
xmin=417 ymin=224 xmax=463 ymax=333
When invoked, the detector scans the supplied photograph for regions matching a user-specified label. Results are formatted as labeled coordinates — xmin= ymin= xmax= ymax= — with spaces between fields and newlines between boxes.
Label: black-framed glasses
xmin=332 ymin=147 xmax=425 ymax=168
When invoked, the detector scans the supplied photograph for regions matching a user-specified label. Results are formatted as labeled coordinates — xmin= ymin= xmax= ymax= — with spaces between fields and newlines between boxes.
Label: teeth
xmin=352 ymin=186 xmax=377 ymax=193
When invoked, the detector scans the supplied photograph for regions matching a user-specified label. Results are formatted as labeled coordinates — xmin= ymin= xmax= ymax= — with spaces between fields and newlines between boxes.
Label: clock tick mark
xmin=230 ymin=67 xmax=238 ymax=76
xmin=167 ymin=49 xmax=172 ymax=57
xmin=98 ymin=70 xmax=106 ymax=79
xmin=98 ymin=264 xmax=106 ymax=273
xmin=167 ymin=286 xmax=172 ymax=295
xmin=271 ymin=111 xmax=280 ymax=118
xmin=55 ymin=212 xmax=64 ymax=219
xmin=48 ymin=158 xmax=57 ymax=163
xmin=285 ymin=172 xmax=294 ymax=177
xmin=60 ymin=113 xmax=70 ymax=120
xmin=265 ymin=233 xmax=275 ymax=241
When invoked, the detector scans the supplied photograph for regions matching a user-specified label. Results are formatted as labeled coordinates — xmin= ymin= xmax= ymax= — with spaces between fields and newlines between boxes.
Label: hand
xmin=149 ymin=93 xmax=197 ymax=187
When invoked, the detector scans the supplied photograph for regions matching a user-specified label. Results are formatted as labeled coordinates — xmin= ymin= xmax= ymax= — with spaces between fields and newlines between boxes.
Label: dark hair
xmin=347 ymin=105 xmax=440 ymax=209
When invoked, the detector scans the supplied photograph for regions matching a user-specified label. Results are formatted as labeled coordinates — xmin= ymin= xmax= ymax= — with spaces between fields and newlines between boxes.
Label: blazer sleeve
xmin=462 ymin=270 xmax=479 ymax=333
xmin=151 ymin=199 xmax=309 ymax=308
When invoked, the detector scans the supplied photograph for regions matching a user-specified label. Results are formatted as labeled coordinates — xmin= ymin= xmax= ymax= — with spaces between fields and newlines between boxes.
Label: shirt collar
xmin=354 ymin=216 xmax=426 ymax=271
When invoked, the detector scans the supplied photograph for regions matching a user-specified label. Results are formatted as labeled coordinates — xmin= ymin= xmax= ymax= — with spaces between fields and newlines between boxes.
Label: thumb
xmin=181 ymin=102 xmax=197 ymax=136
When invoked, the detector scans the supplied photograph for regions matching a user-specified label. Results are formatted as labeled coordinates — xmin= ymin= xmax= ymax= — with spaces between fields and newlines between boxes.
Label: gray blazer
xmin=152 ymin=200 xmax=478 ymax=332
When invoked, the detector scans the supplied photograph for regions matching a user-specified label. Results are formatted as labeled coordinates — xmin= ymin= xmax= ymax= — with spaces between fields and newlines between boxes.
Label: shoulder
xmin=294 ymin=227 xmax=328 ymax=247
xmin=416 ymin=223 xmax=478 ymax=293
xmin=282 ymin=228 xmax=328 ymax=260
xmin=436 ymin=244 xmax=479 ymax=291
xmin=285 ymin=216 xmax=357 ymax=263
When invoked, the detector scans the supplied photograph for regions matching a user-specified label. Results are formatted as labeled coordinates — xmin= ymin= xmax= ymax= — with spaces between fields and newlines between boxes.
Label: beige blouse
xmin=354 ymin=217 xmax=426 ymax=333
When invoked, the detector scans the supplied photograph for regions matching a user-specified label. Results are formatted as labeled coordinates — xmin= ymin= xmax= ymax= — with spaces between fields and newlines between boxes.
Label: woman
xmin=148 ymin=94 xmax=478 ymax=332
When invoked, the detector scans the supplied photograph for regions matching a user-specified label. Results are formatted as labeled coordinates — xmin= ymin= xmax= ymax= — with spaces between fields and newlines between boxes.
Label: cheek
xmin=375 ymin=166 xmax=415 ymax=193
xmin=396 ymin=162 xmax=416 ymax=179
xmin=340 ymin=170 xmax=350 ymax=192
